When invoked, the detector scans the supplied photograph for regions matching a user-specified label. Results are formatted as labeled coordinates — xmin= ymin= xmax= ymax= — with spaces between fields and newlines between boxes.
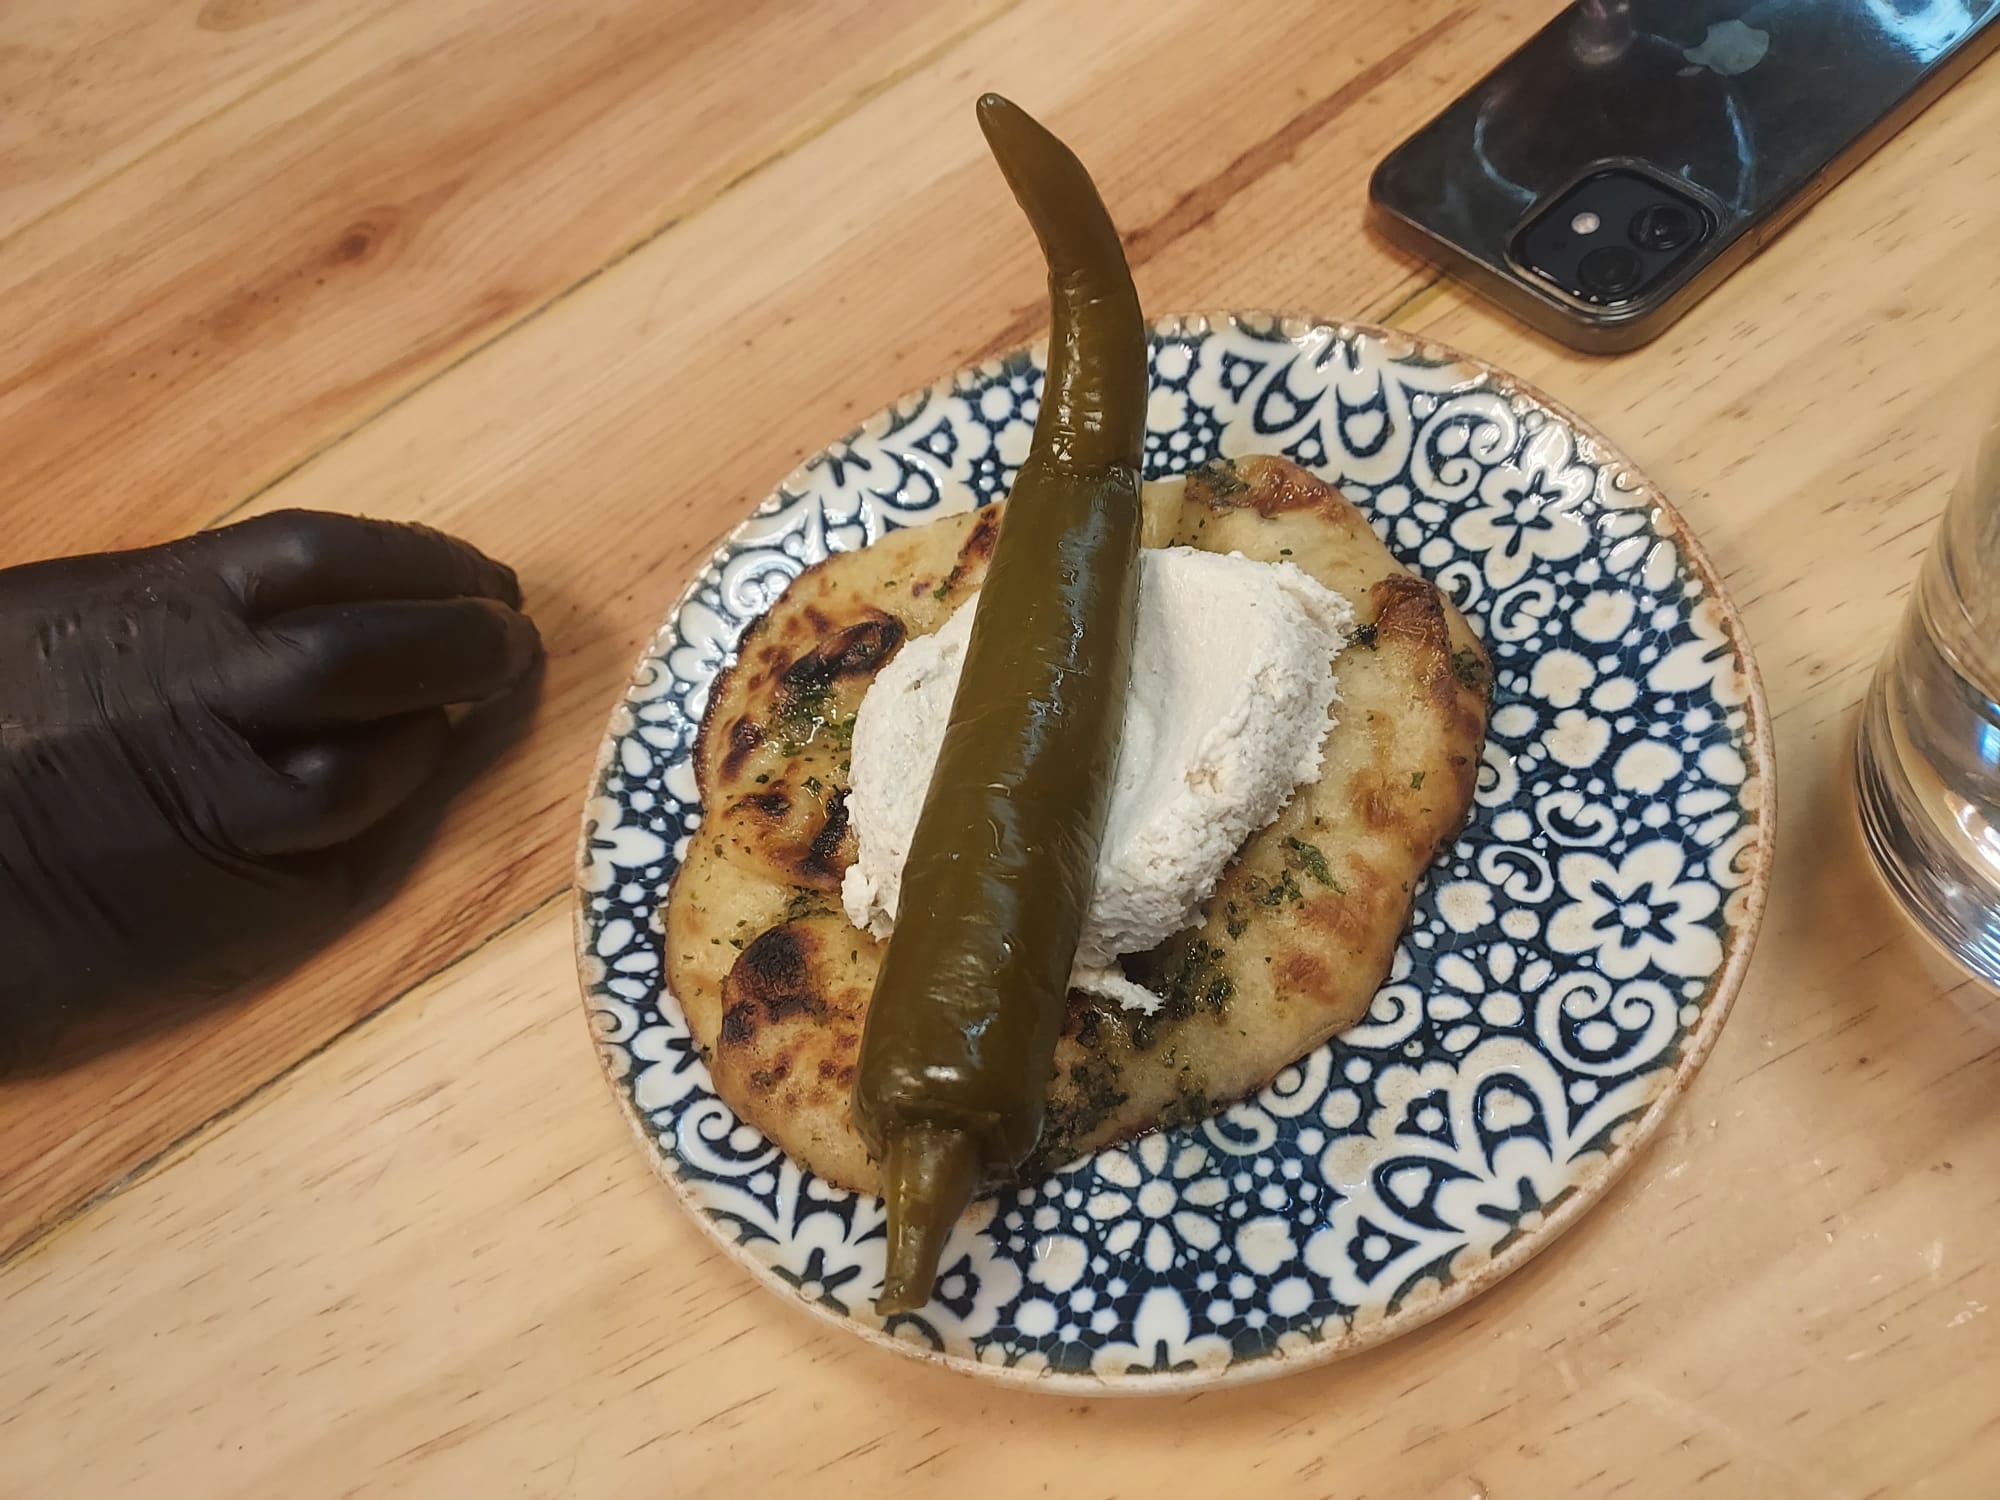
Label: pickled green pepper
xmin=852 ymin=94 xmax=1147 ymax=1314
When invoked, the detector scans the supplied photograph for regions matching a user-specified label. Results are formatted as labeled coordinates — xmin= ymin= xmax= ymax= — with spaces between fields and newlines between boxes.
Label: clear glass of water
xmin=1856 ymin=407 xmax=2000 ymax=987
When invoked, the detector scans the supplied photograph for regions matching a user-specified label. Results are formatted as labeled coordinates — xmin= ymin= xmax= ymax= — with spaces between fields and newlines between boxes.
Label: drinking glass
xmin=1856 ymin=407 xmax=2000 ymax=987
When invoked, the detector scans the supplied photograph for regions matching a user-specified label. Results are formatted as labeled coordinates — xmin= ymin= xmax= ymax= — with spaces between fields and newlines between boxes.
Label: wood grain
xmin=0 ymin=0 xmax=401 ymax=241
xmin=0 ymin=0 xmax=1009 ymax=563
xmin=0 ymin=0 xmax=1529 ymax=1258
xmin=4 ymin=2 xmax=2000 ymax=1493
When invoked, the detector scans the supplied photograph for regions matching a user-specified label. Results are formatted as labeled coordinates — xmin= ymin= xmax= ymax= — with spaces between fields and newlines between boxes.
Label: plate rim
xmin=570 ymin=309 xmax=1777 ymax=1395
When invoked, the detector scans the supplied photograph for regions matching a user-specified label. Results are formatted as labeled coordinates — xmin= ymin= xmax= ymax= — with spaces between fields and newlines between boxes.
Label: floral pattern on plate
xmin=573 ymin=313 xmax=1772 ymax=1392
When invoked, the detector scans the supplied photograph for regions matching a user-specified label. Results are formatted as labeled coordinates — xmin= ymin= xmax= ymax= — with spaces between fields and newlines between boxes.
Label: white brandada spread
xmin=841 ymin=545 xmax=1355 ymax=1013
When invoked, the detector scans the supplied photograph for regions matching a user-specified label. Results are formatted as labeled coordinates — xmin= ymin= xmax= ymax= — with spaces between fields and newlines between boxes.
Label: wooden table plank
xmin=0 ymin=0 xmax=400 ymax=241
xmin=0 ymin=0 xmax=1528 ymax=1258
xmin=0 ymin=0 xmax=1006 ymax=564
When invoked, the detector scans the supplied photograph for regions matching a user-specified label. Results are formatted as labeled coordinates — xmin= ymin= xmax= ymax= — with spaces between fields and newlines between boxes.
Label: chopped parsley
xmin=1029 ymin=1043 xmax=1132 ymax=1170
xmin=1284 ymin=836 xmax=1339 ymax=889
xmin=1128 ymin=938 xmax=1236 ymax=1052
xmin=1160 ymin=1086 xmax=1213 ymax=1131
xmin=774 ymin=679 xmax=833 ymax=735
xmin=1252 ymin=869 xmax=1305 ymax=907
xmin=1191 ymin=457 xmax=1248 ymax=500
xmin=783 ymin=888 xmax=828 ymax=923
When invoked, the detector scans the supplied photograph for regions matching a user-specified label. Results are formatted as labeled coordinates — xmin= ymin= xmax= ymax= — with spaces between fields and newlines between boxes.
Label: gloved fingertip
xmin=264 ymin=710 xmax=451 ymax=851
xmin=500 ymin=603 xmax=542 ymax=680
xmin=496 ymin=560 xmax=525 ymax=611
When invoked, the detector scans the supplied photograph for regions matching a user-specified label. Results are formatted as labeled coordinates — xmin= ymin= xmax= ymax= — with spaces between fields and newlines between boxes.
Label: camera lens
xmin=1630 ymin=203 xmax=1695 ymax=252
xmin=1577 ymin=245 xmax=1645 ymax=301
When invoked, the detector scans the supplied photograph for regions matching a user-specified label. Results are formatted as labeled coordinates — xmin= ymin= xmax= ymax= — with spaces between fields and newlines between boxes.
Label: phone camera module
xmin=1630 ymin=203 xmax=1695 ymax=252
xmin=1577 ymin=245 xmax=1645 ymax=300
xmin=1511 ymin=166 xmax=1713 ymax=313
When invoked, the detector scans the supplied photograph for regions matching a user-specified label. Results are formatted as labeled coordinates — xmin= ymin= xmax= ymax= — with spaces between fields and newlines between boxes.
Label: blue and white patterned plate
xmin=575 ymin=313 xmax=1773 ymax=1392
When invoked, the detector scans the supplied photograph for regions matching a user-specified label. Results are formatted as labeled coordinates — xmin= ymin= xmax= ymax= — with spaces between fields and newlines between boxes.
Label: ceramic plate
xmin=574 ymin=313 xmax=1772 ymax=1392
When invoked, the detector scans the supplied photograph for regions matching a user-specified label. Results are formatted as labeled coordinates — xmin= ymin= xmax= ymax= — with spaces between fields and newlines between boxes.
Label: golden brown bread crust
xmin=691 ymin=507 xmax=1001 ymax=894
xmin=665 ymin=456 xmax=1489 ymax=1193
xmin=709 ymin=912 xmax=880 ymax=1191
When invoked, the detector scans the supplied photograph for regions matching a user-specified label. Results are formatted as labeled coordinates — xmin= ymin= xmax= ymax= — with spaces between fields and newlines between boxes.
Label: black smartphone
xmin=1369 ymin=0 xmax=2000 ymax=352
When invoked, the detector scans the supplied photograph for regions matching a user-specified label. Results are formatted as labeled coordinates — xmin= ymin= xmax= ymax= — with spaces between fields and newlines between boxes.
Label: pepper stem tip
xmin=876 ymin=1124 xmax=981 ymax=1315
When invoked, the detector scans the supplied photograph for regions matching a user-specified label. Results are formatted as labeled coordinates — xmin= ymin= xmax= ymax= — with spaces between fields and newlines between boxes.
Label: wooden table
xmin=3 ymin=3 xmax=1997 ymax=1494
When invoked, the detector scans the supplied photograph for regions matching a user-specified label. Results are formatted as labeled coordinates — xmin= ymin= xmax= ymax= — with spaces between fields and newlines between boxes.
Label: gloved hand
xmin=0 ymin=510 xmax=540 ymax=1061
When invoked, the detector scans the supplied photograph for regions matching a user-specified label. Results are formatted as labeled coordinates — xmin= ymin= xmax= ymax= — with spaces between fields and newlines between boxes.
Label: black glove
xmin=0 ymin=510 xmax=540 ymax=1064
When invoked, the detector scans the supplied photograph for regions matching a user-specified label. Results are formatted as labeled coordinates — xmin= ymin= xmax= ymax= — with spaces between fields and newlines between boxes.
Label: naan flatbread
xmin=665 ymin=456 xmax=1489 ymax=1193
